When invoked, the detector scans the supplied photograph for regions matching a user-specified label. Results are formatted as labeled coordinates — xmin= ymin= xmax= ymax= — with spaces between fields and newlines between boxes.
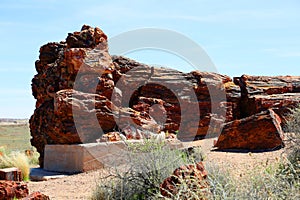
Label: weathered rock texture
xmin=234 ymin=75 xmax=300 ymax=119
xmin=0 ymin=167 xmax=22 ymax=181
xmin=214 ymin=109 xmax=284 ymax=150
xmin=0 ymin=181 xmax=29 ymax=200
xmin=30 ymin=25 xmax=238 ymax=166
xmin=160 ymin=162 xmax=209 ymax=199
xmin=22 ymin=191 xmax=50 ymax=200
xmin=0 ymin=181 xmax=50 ymax=200
xmin=30 ymin=25 xmax=299 ymax=166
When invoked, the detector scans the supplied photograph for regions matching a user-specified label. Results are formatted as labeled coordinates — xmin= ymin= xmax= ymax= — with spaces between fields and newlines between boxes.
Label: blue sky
xmin=0 ymin=0 xmax=299 ymax=118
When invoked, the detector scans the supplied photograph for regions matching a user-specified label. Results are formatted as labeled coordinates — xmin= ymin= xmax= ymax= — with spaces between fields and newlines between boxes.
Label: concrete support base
xmin=44 ymin=140 xmax=184 ymax=173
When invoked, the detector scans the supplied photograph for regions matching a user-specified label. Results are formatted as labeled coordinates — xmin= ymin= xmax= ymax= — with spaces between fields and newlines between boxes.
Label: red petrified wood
xmin=0 ymin=181 xmax=29 ymax=200
xmin=22 ymin=191 xmax=50 ymax=200
xmin=160 ymin=162 xmax=209 ymax=199
xmin=214 ymin=109 xmax=284 ymax=150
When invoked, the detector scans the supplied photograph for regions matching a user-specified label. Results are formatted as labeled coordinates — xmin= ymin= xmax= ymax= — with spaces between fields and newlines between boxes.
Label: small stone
xmin=160 ymin=162 xmax=209 ymax=199
xmin=22 ymin=191 xmax=50 ymax=200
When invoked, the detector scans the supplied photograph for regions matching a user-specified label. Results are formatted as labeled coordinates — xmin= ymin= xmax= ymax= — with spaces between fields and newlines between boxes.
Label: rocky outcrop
xmin=214 ymin=109 xmax=284 ymax=150
xmin=234 ymin=75 xmax=300 ymax=119
xmin=30 ymin=25 xmax=300 ymax=166
xmin=30 ymin=25 xmax=239 ymax=166
xmin=160 ymin=162 xmax=209 ymax=199
xmin=212 ymin=75 xmax=300 ymax=150
xmin=116 ymin=65 xmax=239 ymax=140
xmin=0 ymin=181 xmax=29 ymax=200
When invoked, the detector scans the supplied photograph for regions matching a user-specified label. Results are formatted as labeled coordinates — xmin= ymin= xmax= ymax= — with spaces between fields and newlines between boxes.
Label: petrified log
xmin=116 ymin=63 xmax=238 ymax=139
xmin=33 ymin=25 xmax=295 ymax=167
xmin=160 ymin=162 xmax=209 ymax=199
xmin=214 ymin=109 xmax=284 ymax=150
xmin=31 ymin=89 xmax=161 ymax=166
xmin=0 ymin=168 xmax=22 ymax=181
xmin=23 ymin=191 xmax=50 ymax=200
xmin=0 ymin=181 xmax=29 ymax=200
xmin=234 ymin=75 xmax=300 ymax=118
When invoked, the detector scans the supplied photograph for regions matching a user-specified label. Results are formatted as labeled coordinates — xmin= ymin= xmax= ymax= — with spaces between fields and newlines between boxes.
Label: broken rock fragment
xmin=214 ymin=109 xmax=284 ymax=150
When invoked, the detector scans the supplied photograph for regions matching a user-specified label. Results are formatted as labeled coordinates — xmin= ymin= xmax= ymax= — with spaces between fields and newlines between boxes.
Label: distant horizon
xmin=1 ymin=0 xmax=299 ymax=118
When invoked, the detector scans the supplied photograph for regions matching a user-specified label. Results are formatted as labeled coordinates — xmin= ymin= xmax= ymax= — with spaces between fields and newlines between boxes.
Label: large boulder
xmin=214 ymin=109 xmax=284 ymax=150
xmin=30 ymin=25 xmax=116 ymax=166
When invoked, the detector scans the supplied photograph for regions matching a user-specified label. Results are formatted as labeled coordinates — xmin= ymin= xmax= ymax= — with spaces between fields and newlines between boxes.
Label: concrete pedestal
xmin=44 ymin=140 xmax=184 ymax=173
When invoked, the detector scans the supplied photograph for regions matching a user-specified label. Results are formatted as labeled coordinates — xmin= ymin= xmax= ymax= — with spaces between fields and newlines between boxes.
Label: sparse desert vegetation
xmin=90 ymin=106 xmax=300 ymax=200
xmin=0 ymin=122 xmax=32 ymax=151
xmin=0 ymin=107 xmax=299 ymax=199
xmin=0 ymin=121 xmax=39 ymax=181
xmin=91 ymin=140 xmax=204 ymax=200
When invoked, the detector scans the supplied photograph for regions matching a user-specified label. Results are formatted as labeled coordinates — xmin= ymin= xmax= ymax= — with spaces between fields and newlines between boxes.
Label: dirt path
xmin=28 ymin=139 xmax=286 ymax=199
xmin=28 ymin=170 xmax=102 ymax=200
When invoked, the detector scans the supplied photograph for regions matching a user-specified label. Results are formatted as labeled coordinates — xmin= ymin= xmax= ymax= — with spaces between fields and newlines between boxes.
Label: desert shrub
xmin=91 ymin=108 xmax=300 ymax=200
xmin=91 ymin=139 xmax=203 ymax=200
xmin=0 ymin=147 xmax=39 ymax=181
xmin=0 ymin=146 xmax=8 ymax=156
xmin=281 ymin=104 xmax=300 ymax=182
xmin=28 ymin=150 xmax=40 ymax=166
xmin=284 ymin=105 xmax=300 ymax=153
xmin=240 ymin=160 xmax=299 ymax=200
xmin=158 ymin=169 xmax=210 ymax=200
xmin=0 ymin=151 xmax=30 ymax=181
xmin=205 ymin=163 xmax=238 ymax=200
xmin=205 ymin=161 xmax=300 ymax=200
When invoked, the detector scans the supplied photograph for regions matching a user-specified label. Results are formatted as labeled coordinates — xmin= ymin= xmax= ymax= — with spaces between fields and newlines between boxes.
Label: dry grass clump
xmin=0 ymin=147 xmax=39 ymax=181
xmin=0 ymin=151 xmax=30 ymax=181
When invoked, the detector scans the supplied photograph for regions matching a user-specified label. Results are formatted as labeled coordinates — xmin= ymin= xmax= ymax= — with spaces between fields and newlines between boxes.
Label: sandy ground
xmin=27 ymin=138 xmax=286 ymax=199
xmin=28 ymin=170 xmax=102 ymax=200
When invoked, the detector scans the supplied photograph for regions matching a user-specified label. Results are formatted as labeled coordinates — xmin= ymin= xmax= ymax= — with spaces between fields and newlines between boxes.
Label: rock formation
xmin=234 ymin=75 xmax=300 ymax=119
xmin=0 ymin=181 xmax=28 ymax=200
xmin=0 ymin=181 xmax=50 ymax=200
xmin=214 ymin=109 xmax=284 ymax=150
xmin=30 ymin=25 xmax=299 ymax=166
xmin=30 ymin=25 xmax=238 ymax=166
xmin=160 ymin=162 xmax=209 ymax=199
